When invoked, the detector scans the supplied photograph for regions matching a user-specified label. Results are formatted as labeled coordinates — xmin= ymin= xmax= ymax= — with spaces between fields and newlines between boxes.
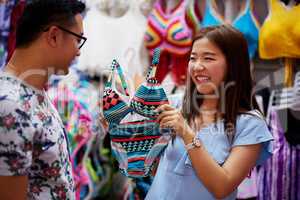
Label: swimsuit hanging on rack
xmin=202 ymin=0 xmax=260 ymax=59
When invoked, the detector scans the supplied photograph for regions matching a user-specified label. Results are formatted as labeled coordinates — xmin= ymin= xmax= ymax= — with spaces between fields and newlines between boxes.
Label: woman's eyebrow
xmin=203 ymin=52 xmax=216 ymax=56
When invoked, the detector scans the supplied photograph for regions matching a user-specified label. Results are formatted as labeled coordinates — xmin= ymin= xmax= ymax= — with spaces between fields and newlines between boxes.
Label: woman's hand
xmin=99 ymin=114 xmax=109 ymax=131
xmin=156 ymin=104 xmax=193 ymax=139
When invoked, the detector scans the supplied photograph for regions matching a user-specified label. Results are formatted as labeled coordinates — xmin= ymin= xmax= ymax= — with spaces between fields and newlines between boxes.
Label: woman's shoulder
xmin=234 ymin=109 xmax=272 ymax=144
xmin=234 ymin=110 xmax=273 ymax=166
xmin=237 ymin=109 xmax=266 ymax=125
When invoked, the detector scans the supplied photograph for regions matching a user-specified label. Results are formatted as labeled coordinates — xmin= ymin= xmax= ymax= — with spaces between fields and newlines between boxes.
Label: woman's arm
xmin=182 ymin=127 xmax=261 ymax=199
xmin=156 ymin=104 xmax=262 ymax=199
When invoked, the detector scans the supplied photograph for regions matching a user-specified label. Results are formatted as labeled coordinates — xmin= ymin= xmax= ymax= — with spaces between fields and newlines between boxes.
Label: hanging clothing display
xmin=51 ymin=84 xmax=93 ymax=200
xmin=77 ymin=0 xmax=149 ymax=79
xmin=144 ymin=0 xmax=201 ymax=86
xmin=259 ymin=0 xmax=300 ymax=86
xmin=186 ymin=0 xmax=202 ymax=35
xmin=259 ymin=0 xmax=300 ymax=59
xmin=145 ymin=0 xmax=193 ymax=56
xmin=0 ymin=0 xmax=17 ymax=68
xmin=257 ymin=109 xmax=300 ymax=200
xmin=6 ymin=0 xmax=26 ymax=62
xmin=202 ymin=0 xmax=260 ymax=59
xmin=48 ymin=69 xmax=107 ymax=200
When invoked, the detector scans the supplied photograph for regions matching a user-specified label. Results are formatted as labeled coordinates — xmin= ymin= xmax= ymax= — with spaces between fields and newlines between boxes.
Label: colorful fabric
xmin=237 ymin=168 xmax=258 ymax=199
xmin=0 ymin=72 xmax=75 ymax=200
xmin=48 ymin=69 xmax=105 ymax=200
xmin=151 ymin=50 xmax=189 ymax=86
xmin=86 ymin=134 xmax=111 ymax=199
xmin=131 ymin=83 xmax=169 ymax=118
xmin=202 ymin=0 xmax=260 ymax=58
xmin=145 ymin=0 xmax=193 ymax=56
xmin=131 ymin=48 xmax=169 ymax=118
xmin=103 ymin=54 xmax=172 ymax=178
xmin=52 ymin=91 xmax=92 ymax=200
xmin=144 ymin=0 xmax=197 ymax=85
xmin=51 ymin=83 xmax=91 ymax=151
xmin=257 ymin=109 xmax=300 ymax=200
xmin=259 ymin=0 xmax=300 ymax=59
xmin=185 ymin=0 xmax=202 ymax=35
xmin=102 ymin=60 xmax=133 ymax=124
xmin=109 ymin=120 xmax=171 ymax=178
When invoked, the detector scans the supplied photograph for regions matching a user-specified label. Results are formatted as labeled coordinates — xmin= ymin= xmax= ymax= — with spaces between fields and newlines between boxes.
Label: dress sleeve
xmin=232 ymin=114 xmax=273 ymax=166
xmin=0 ymin=98 xmax=34 ymax=176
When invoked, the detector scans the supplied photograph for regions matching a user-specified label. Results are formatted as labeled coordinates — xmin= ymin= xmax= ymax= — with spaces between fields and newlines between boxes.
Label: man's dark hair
xmin=16 ymin=0 xmax=86 ymax=48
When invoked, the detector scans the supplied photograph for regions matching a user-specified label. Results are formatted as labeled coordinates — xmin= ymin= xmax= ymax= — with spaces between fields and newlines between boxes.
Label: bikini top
xmin=144 ymin=0 xmax=194 ymax=56
xmin=259 ymin=0 xmax=300 ymax=59
xmin=103 ymin=48 xmax=169 ymax=124
xmin=202 ymin=0 xmax=260 ymax=59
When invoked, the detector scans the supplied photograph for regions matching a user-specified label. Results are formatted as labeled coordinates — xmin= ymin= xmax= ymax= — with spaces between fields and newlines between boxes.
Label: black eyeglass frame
xmin=44 ymin=25 xmax=87 ymax=49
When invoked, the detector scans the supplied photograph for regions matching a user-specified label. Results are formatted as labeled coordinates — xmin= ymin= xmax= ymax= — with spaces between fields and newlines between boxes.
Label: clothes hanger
xmin=266 ymin=71 xmax=300 ymax=122
xmin=268 ymin=70 xmax=300 ymax=146
xmin=139 ymin=0 xmax=156 ymax=17
xmin=267 ymin=87 xmax=293 ymax=122
xmin=291 ymin=71 xmax=300 ymax=110
xmin=82 ymin=134 xmax=97 ymax=200
xmin=90 ymin=135 xmax=111 ymax=197
xmin=159 ymin=0 xmax=183 ymax=14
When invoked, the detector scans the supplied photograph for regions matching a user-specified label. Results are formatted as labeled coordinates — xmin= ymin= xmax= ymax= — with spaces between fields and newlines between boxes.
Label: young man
xmin=0 ymin=0 xmax=86 ymax=199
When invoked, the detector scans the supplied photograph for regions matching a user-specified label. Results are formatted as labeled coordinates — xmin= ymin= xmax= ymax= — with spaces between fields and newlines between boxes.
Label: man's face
xmin=56 ymin=14 xmax=84 ymax=75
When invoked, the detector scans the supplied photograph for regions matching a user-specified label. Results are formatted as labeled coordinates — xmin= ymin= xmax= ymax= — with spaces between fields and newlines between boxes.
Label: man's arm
xmin=0 ymin=99 xmax=33 ymax=199
xmin=0 ymin=176 xmax=28 ymax=200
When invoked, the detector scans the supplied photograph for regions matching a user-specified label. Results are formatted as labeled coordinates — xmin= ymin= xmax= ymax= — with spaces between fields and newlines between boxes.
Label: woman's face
xmin=189 ymin=37 xmax=227 ymax=95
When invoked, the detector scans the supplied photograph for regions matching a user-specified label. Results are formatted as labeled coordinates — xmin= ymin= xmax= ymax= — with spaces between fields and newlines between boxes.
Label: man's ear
xmin=45 ymin=26 xmax=61 ymax=48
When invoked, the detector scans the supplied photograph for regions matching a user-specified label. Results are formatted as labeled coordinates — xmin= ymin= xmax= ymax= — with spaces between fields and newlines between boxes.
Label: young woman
xmin=146 ymin=25 xmax=273 ymax=200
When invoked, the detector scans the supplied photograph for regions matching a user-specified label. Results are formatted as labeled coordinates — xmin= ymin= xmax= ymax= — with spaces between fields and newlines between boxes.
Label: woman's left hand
xmin=156 ymin=104 xmax=191 ymax=138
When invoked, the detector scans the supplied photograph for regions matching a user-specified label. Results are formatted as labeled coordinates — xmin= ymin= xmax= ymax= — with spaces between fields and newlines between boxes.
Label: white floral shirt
xmin=0 ymin=72 xmax=75 ymax=200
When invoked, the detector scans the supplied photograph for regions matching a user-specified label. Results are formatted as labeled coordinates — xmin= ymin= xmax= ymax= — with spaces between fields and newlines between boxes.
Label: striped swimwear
xmin=102 ymin=53 xmax=172 ymax=178
xmin=257 ymin=109 xmax=300 ymax=200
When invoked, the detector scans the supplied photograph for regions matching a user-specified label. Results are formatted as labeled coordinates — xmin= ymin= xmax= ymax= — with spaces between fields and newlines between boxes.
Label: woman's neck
xmin=199 ymin=98 xmax=219 ymax=113
xmin=192 ymin=98 xmax=221 ymax=129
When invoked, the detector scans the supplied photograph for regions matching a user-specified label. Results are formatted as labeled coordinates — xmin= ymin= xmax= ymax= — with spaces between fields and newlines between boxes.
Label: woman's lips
xmin=194 ymin=75 xmax=211 ymax=84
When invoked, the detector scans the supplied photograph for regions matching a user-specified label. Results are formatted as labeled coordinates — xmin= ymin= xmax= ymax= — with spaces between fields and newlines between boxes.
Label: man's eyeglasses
xmin=44 ymin=25 xmax=87 ymax=49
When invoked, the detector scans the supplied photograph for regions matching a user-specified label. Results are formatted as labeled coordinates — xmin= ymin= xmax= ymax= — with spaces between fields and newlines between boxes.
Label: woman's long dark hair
xmin=182 ymin=25 xmax=261 ymax=142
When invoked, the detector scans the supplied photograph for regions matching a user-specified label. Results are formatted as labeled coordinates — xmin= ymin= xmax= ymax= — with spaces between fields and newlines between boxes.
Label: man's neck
xmin=4 ymin=48 xmax=51 ymax=90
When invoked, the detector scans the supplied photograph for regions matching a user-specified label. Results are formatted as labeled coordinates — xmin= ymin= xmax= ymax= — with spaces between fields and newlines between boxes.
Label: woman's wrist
xmin=182 ymin=125 xmax=196 ymax=145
